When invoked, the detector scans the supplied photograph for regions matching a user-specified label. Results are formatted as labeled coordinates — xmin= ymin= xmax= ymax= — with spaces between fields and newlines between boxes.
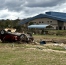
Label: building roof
xmin=46 ymin=11 xmax=66 ymax=19
xmin=19 ymin=11 xmax=66 ymax=25
xmin=28 ymin=24 xmax=49 ymax=28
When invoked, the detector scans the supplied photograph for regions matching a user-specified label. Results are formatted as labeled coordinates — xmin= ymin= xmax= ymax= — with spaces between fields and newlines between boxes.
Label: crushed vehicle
xmin=0 ymin=28 xmax=34 ymax=43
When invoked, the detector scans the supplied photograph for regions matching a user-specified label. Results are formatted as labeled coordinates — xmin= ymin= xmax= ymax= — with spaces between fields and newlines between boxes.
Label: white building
xmin=20 ymin=11 xmax=66 ymax=30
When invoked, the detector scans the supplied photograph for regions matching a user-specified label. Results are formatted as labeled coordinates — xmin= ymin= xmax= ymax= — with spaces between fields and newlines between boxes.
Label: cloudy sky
xmin=0 ymin=0 xmax=66 ymax=20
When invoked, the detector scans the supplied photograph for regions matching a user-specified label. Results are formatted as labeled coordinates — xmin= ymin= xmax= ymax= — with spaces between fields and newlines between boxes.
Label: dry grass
xmin=0 ymin=43 xmax=66 ymax=65
xmin=0 ymin=35 xmax=66 ymax=65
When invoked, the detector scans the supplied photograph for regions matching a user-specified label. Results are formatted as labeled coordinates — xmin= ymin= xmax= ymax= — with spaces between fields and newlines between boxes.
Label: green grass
xmin=0 ymin=43 xmax=66 ymax=65
xmin=33 ymin=34 xmax=66 ymax=39
xmin=0 ymin=34 xmax=66 ymax=65
xmin=45 ymin=45 xmax=66 ymax=51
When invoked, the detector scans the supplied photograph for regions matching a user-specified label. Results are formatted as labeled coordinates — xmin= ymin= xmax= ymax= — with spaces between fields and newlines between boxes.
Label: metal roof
xmin=28 ymin=24 xmax=49 ymax=28
xmin=46 ymin=11 xmax=66 ymax=19
xmin=19 ymin=11 xmax=66 ymax=25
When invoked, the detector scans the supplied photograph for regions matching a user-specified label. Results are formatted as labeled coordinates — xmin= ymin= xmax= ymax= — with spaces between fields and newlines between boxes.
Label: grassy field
xmin=0 ymin=35 xmax=66 ymax=65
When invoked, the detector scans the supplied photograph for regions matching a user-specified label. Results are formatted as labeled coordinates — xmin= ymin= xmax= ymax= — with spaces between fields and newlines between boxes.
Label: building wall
xmin=64 ymin=22 xmax=66 ymax=30
xmin=28 ymin=17 xmax=66 ymax=30
xmin=64 ymin=22 xmax=66 ymax=26
xmin=29 ymin=18 xmax=58 ymax=29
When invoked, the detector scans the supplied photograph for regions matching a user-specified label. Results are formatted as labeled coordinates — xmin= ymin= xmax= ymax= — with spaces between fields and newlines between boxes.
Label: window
xmin=59 ymin=26 xmax=62 ymax=30
xmin=34 ymin=22 xmax=36 ymax=23
xmin=50 ymin=21 xmax=52 ymax=23
xmin=64 ymin=26 xmax=65 ymax=30
xmin=42 ymin=21 xmax=44 ymax=23
xmin=47 ymin=21 xmax=49 ymax=23
xmin=39 ymin=21 xmax=41 ymax=23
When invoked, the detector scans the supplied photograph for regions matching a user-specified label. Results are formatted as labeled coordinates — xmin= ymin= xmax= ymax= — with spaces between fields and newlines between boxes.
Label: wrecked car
xmin=0 ymin=28 xmax=34 ymax=43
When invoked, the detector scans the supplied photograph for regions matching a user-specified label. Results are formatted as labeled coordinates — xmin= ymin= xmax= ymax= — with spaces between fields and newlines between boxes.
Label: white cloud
xmin=0 ymin=9 xmax=20 ymax=20
xmin=0 ymin=0 xmax=66 ymax=19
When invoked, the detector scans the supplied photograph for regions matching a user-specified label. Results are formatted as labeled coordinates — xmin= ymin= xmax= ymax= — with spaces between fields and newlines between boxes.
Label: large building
xmin=20 ymin=11 xmax=66 ymax=30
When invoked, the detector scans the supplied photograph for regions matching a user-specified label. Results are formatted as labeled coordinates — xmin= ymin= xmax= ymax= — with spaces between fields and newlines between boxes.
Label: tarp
xmin=28 ymin=24 xmax=49 ymax=28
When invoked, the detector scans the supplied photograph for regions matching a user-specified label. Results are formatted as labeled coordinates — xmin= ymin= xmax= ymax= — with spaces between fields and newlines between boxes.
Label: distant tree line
xmin=0 ymin=19 xmax=22 ymax=32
